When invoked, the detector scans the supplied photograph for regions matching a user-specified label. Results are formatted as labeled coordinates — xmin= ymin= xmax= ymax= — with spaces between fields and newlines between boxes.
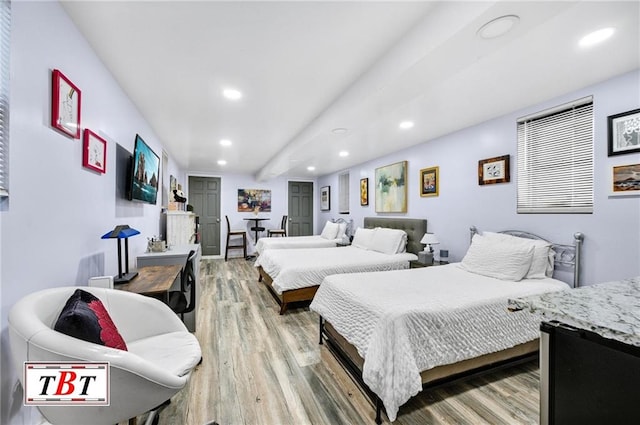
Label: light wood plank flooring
xmin=151 ymin=258 xmax=541 ymax=425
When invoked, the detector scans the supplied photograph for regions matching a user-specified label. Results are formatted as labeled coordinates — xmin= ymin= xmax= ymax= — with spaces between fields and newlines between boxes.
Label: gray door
xmin=189 ymin=176 xmax=221 ymax=256
xmin=288 ymin=181 xmax=313 ymax=236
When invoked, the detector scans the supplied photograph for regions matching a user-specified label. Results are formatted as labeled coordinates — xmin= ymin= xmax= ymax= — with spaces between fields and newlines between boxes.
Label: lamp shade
xmin=420 ymin=233 xmax=439 ymax=245
xmin=101 ymin=225 xmax=140 ymax=239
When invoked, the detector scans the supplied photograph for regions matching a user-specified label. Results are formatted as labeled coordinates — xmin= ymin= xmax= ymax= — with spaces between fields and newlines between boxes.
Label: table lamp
xmin=101 ymin=225 xmax=140 ymax=284
xmin=419 ymin=233 xmax=439 ymax=265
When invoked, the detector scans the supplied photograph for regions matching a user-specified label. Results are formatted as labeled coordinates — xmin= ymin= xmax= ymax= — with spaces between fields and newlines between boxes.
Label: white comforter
xmin=254 ymin=246 xmax=417 ymax=293
xmin=255 ymin=235 xmax=341 ymax=254
xmin=309 ymin=263 xmax=568 ymax=421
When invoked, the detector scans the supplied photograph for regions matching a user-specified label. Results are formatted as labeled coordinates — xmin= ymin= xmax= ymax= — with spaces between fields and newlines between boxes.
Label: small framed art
xmin=82 ymin=129 xmax=107 ymax=174
xmin=320 ymin=186 xmax=331 ymax=211
xmin=478 ymin=155 xmax=510 ymax=185
xmin=360 ymin=178 xmax=368 ymax=206
xmin=608 ymin=108 xmax=640 ymax=156
xmin=51 ymin=69 xmax=81 ymax=138
xmin=420 ymin=166 xmax=439 ymax=197
xmin=611 ymin=163 xmax=640 ymax=196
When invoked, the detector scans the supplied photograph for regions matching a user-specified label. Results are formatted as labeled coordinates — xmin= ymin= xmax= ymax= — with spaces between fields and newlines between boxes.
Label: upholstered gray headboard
xmin=363 ymin=217 xmax=427 ymax=255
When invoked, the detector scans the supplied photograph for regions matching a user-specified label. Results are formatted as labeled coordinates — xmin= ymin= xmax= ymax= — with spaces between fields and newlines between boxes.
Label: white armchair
xmin=8 ymin=286 xmax=202 ymax=425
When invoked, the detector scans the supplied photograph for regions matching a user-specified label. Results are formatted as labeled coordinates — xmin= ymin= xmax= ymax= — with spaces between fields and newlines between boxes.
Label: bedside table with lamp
xmin=411 ymin=232 xmax=441 ymax=268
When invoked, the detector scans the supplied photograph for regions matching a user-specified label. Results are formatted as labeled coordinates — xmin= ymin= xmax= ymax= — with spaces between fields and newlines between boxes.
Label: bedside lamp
xmin=419 ymin=233 xmax=439 ymax=266
xmin=101 ymin=225 xmax=140 ymax=284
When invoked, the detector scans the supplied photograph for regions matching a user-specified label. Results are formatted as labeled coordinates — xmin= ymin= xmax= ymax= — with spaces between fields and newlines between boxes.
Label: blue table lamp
xmin=101 ymin=225 xmax=140 ymax=284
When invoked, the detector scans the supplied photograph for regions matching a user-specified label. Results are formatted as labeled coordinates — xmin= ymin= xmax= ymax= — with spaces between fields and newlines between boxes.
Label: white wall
xmin=319 ymin=70 xmax=640 ymax=286
xmin=1 ymin=3 xmax=183 ymax=423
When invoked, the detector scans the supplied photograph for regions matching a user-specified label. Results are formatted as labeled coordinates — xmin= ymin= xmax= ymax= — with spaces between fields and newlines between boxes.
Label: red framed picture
xmin=82 ymin=129 xmax=107 ymax=174
xmin=51 ymin=69 xmax=81 ymax=138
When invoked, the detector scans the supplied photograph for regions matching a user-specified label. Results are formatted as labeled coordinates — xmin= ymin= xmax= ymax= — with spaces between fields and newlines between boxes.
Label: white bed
xmin=255 ymin=235 xmax=342 ymax=254
xmin=309 ymin=227 xmax=584 ymax=422
xmin=310 ymin=264 xmax=569 ymax=421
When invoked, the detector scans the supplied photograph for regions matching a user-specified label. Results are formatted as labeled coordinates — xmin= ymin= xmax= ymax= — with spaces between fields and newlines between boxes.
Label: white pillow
xmin=483 ymin=232 xmax=552 ymax=279
xmin=320 ymin=222 xmax=340 ymax=240
xmin=460 ymin=234 xmax=534 ymax=281
xmin=336 ymin=222 xmax=348 ymax=239
xmin=369 ymin=228 xmax=407 ymax=255
xmin=351 ymin=228 xmax=376 ymax=250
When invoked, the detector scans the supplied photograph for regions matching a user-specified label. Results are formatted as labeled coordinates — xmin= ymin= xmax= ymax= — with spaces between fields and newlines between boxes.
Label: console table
xmin=117 ymin=264 xmax=182 ymax=305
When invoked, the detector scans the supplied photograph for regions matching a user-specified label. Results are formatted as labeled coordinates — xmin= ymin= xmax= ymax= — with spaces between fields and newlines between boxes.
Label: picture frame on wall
xmin=375 ymin=160 xmax=408 ymax=213
xmin=611 ymin=163 xmax=640 ymax=196
xmin=320 ymin=186 xmax=331 ymax=211
xmin=82 ymin=129 xmax=107 ymax=174
xmin=608 ymin=108 xmax=640 ymax=156
xmin=51 ymin=69 xmax=81 ymax=139
xmin=360 ymin=178 xmax=368 ymax=206
xmin=420 ymin=166 xmax=439 ymax=197
xmin=478 ymin=155 xmax=510 ymax=185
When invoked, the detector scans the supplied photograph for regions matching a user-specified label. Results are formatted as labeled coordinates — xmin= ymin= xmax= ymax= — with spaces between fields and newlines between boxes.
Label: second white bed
xmin=255 ymin=235 xmax=341 ymax=254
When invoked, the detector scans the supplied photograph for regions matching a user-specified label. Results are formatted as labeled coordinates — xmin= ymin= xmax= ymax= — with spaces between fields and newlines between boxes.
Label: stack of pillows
xmin=319 ymin=221 xmax=348 ymax=241
xmin=350 ymin=227 xmax=408 ymax=255
xmin=460 ymin=231 xmax=555 ymax=281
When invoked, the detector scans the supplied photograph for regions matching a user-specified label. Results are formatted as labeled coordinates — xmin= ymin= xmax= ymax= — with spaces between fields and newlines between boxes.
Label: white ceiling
xmin=60 ymin=1 xmax=640 ymax=181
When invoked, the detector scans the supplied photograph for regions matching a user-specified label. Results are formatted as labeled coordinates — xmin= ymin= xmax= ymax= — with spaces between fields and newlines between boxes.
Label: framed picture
xmin=608 ymin=108 xmax=640 ymax=156
xmin=375 ymin=160 xmax=407 ymax=213
xmin=478 ymin=155 xmax=510 ymax=185
xmin=82 ymin=129 xmax=107 ymax=174
xmin=611 ymin=163 xmax=640 ymax=196
xmin=237 ymin=189 xmax=272 ymax=212
xmin=360 ymin=178 xmax=369 ymax=206
xmin=420 ymin=166 xmax=439 ymax=197
xmin=51 ymin=69 xmax=81 ymax=138
xmin=320 ymin=186 xmax=331 ymax=211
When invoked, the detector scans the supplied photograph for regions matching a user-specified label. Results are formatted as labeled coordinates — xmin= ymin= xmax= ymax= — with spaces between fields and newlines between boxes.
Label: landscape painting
xmin=612 ymin=163 xmax=640 ymax=196
xmin=375 ymin=161 xmax=407 ymax=213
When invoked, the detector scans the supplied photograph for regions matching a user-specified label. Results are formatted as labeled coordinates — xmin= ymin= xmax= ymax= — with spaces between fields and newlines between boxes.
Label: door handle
xmin=216 ymin=218 xmax=220 ymax=223
xmin=289 ymin=217 xmax=292 ymax=221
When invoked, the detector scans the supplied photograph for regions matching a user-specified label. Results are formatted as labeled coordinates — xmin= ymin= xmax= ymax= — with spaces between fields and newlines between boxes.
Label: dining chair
xmin=268 ymin=215 xmax=288 ymax=237
xmin=225 ymin=215 xmax=247 ymax=261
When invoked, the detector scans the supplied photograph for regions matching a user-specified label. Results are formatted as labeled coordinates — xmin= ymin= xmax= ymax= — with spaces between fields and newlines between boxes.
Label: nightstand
xmin=410 ymin=260 xmax=442 ymax=268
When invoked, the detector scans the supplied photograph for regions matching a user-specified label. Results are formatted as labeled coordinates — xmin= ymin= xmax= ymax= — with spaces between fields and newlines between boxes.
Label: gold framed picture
xmin=420 ymin=166 xmax=439 ymax=197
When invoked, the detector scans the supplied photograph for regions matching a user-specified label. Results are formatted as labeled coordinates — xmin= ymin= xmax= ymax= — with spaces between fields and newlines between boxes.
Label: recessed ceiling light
xmin=219 ymin=139 xmax=232 ymax=146
xmin=339 ymin=151 xmax=349 ymax=157
xmin=332 ymin=128 xmax=348 ymax=135
xmin=399 ymin=121 xmax=414 ymax=129
xmin=307 ymin=166 xmax=316 ymax=171
xmin=217 ymin=160 xmax=227 ymax=165
xmin=222 ymin=88 xmax=242 ymax=100
xmin=477 ymin=15 xmax=520 ymax=39
xmin=579 ymin=27 xmax=615 ymax=47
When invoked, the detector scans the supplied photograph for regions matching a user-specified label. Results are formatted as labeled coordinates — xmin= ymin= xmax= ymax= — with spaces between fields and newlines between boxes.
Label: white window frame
xmin=517 ymin=96 xmax=594 ymax=214
xmin=338 ymin=172 xmax=349 ymax=214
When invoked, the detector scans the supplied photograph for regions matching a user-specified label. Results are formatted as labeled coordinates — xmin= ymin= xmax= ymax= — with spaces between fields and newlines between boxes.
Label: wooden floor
xmin=151 ymin=258 xmax=541 ymax=425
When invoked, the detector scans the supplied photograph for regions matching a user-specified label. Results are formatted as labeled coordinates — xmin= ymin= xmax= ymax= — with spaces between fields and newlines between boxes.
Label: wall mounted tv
xmin=130 ymin=134 xmax=160 ymax=204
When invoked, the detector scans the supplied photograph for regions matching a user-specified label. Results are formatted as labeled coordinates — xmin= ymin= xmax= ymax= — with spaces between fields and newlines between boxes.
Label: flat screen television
xmin=129 ymin=134 xmax=160 ymax=204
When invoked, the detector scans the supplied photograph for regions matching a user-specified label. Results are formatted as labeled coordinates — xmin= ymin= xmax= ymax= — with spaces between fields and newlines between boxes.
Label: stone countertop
xmin=510 ymin=276 xmax=640 ymax=347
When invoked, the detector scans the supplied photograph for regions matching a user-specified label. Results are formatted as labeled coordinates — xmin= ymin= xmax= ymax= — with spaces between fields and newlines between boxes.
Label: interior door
xmin=188 ymin=176 xmax=221 ymax=256
xmin=288 ymin=181 xmax=313 ymax=236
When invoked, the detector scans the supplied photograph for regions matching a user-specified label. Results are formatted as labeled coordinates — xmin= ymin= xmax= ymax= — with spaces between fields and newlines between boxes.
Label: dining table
xmin=244 ymin=217 xmax=270 ymax=243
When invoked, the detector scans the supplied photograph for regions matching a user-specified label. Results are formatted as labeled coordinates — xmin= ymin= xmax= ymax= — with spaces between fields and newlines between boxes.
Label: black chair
xmin=268 ymin=215 xmax=288 ymax=237
xmin=168 ymin=250 xmax=197 ymax=320
xmin=225 ymin=215 xmax=247 ymax=261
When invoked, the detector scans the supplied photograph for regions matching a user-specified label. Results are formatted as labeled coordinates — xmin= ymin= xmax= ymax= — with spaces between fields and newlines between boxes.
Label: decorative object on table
xmin=608 ymin=108 xmax=640 ymax=156
xmin=237 ymin=189 xmax=272 ymax=212
xmin=420 ymin=166 xmax=439 ymax=197
xmin=375 ymin=160 xmax=408 ymax=213
xmin=611 ymin=163 xmax=640 ymax=196
xmin=82 ymin=129 xmax=107 ymax=174
xmin=478 ymin=154 xmax=510 ymax=185
xmin=439 ymin=249 xmax=449 ymax=264
xmin=101 ymin=225 xmax=140 ymax=284
xmin=51 ymin=69 xmax=81 ymax=139
xmin=418 ymin=233 xmax=439 ymax=266
xmin=173 ymin=189 xmax=187 ymax=203
xmin=320 ymin=186 xmax=331 ymax=211
xmin=360 ymin=178 xmax=369 ymax=206
xmin=147 ymin=236 xmax=166 ymax=253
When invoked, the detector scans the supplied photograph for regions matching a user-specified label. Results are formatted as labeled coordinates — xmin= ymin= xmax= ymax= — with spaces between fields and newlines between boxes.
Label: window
xmin=338 ymin=172 xmax=349 ymax=214
xmin=517 ymin=96 xmax=593 ymax=213
xmin=0 ymin=0 xmax=10 ymax=197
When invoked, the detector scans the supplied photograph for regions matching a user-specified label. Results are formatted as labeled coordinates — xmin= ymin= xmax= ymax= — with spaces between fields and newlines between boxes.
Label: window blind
xmin=338 ymin=172 xmax=349 ymax=214
xmin=0 ymin=0 xmax=10 ymax=197
xmin=517 ymin=96 xmax=593 ymax=213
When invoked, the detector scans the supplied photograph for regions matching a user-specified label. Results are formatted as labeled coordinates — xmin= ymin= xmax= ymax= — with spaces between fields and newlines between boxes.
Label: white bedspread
xmin=310 ymin=263 xmax=568 ymax=421
xmin=255 ymin=235 xmax=340 ymax=254
xmin=254 ymin=246 xmax=417 ymax=293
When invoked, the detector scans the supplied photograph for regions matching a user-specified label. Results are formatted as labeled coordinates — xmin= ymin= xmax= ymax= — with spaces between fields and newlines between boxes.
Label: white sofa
xmin=8 ymin=286 xmax=202 ymax=425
